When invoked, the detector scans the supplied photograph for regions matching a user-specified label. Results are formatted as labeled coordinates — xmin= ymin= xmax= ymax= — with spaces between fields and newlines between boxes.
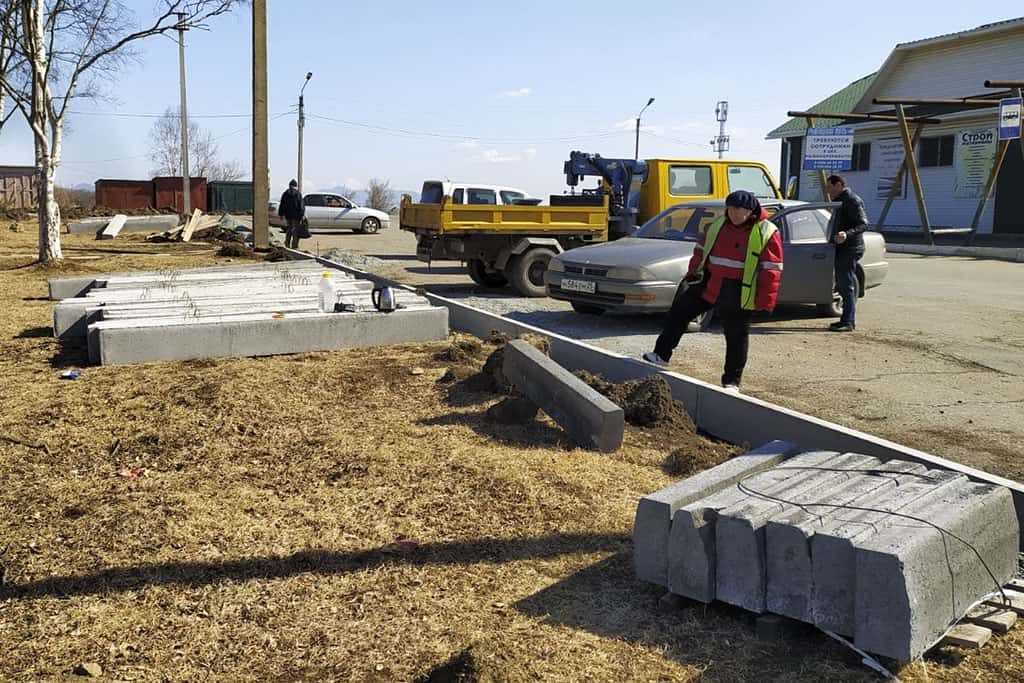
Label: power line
xmin=61 ymin=112 xmax=293 ymax=166
xmin=67 ymin=109 xmax=295 ymax=119
xmin=306 ymin=112 xmax=631 ymax=145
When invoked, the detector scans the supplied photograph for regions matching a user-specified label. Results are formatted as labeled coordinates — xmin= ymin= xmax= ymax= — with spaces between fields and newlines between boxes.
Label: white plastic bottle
xmin=318 ymin=272 xmax=336 ymax=313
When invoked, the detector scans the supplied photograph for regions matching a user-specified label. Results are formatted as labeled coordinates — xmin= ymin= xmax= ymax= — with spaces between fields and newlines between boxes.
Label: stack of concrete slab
xmin=634 ymin=441 xmax=1020 ymax=662
xmin=49 ymin=262 xmax=448 ymax=366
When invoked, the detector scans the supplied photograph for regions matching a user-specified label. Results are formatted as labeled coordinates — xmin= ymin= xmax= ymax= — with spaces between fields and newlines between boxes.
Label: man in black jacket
xmin=826 ymin=175 xmax=869 ymax=332
xmin=278 ymin=180 xmax=306 ymax=249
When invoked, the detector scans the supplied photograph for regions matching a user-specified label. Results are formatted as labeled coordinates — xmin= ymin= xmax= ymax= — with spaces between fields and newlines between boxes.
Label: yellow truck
xmin=401 ymin=153 xmax=782 ymax=296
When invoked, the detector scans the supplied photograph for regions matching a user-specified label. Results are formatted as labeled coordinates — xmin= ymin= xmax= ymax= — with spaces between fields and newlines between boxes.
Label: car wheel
xmin=467 ymin=259 xmax=508 ymax=288
xmin=817 ymin=291 xmax=844 ymax=317
xmin=509 ymin=248 xmax=556 ymax=297
xmin=571 ymin=302 xmax=605 ymax=315
xmin=358 ymin=217 xmax=381 ymax=234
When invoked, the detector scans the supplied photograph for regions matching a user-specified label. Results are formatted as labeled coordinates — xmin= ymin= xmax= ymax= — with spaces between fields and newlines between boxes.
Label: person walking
xmin=278 ymin=180 xmax=306 ymax=249
xmin=642 ymin=190 xmax=784 ymax=391
xmin=825 ymin=175 xmax=869 ymax=332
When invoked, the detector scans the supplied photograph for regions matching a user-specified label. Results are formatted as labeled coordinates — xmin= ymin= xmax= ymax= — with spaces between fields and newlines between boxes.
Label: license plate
xmin=562 ymin=278 xmax=596 ymax=294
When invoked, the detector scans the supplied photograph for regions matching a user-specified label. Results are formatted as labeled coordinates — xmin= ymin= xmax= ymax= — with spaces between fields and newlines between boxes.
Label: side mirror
xmin=786 ymin=175 xmax=798 ymax=200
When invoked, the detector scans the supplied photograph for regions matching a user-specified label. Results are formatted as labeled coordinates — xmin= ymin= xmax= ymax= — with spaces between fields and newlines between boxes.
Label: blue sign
xmin=999 ymin=97 xmax=1022 ymax=140
xmin=804 ymin=126 xmax=854 ymax=170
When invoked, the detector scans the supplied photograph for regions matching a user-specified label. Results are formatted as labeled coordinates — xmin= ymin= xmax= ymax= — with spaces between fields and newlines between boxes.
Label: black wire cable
xmin=736 ymin=466 xmax=1010 ymax=607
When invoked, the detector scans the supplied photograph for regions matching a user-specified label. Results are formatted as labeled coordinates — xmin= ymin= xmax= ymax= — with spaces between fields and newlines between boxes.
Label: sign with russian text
xmin=803 ymin=127 xmax=854 ymax=170
xmin=875 ymin=138 xmax=907 ymax=200
xmin=999 ymin=97 xmax=1022 ymax=140
xmin=954 ymin=128 xmax=997 ymax=199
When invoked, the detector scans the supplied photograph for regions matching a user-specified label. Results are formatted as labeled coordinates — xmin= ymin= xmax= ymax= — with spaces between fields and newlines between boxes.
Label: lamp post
xmin=297 ymin=71 xmax=313 ymax=192
xmin=635 ymin=97 xmax=655 ymax=160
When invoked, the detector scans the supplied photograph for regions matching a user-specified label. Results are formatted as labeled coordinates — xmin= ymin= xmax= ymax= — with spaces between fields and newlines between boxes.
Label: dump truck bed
xmin=400 ymin=195 xmax=610 ymax=238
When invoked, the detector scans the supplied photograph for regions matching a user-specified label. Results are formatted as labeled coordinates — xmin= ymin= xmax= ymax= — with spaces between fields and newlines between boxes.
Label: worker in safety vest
xmin=643 ymin=190 xmax=784 ymax=391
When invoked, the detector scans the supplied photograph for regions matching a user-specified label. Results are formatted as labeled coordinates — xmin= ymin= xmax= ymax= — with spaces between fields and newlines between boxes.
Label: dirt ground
xmin=2 ymin=228 xmax=1024 ymax=681
xmin=305 ymin=227 xmax=1024 ymax=484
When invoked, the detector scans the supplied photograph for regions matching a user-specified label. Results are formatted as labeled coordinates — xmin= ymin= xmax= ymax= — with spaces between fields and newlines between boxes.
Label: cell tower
xmin=710 ymin=100 xmax=730 ymax=158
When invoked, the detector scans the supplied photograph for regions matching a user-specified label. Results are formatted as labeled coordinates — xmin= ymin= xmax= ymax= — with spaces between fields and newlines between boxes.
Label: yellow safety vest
xmin=692 ymin=217 xmax=779 ymax=310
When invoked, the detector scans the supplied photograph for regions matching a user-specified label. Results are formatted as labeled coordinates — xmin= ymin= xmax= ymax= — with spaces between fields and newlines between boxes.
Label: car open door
xmin=774 ymin=206 xmax=835 ymax=305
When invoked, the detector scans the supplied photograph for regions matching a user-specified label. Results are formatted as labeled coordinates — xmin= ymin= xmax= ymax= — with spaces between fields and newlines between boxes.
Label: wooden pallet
xmin=939 ymin=583 xmax=1024 ymax=651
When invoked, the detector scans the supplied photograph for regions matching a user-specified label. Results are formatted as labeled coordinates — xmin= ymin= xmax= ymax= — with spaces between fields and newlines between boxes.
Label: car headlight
xmin=547 ymin=258 xmax=565 ymax=273
xmin=607 ymin=266 xmax=652 ymax=281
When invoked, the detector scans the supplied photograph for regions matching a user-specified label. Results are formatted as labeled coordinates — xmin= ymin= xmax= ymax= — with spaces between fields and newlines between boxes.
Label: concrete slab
xmin=502 ymin=339 xmax=624 ymax=453
xmin=67 ymin=215 xmax=179 ymax=235
xmin=633 ymin=440 xmax=796 ymax=587
xmin=765 ymin=460 xmax=928 ymax=621
xmin=809 ymin=469 xmax=967 ymax=635
xmin=854 ymin=480 xmax=1019 ymax=661
xmin=97 ymin=214 xmax=127 ymax=240
xmin=666 ymin=449 xmax=836 ymax=601
xmin=715 ymin=453 xmax=880 ymax=613
xmin=91 ymin=307 xmax=449 ymax=366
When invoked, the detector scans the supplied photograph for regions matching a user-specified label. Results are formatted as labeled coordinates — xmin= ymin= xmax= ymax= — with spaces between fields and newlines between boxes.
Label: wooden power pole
xmin=252 ymin=0 xmax=269 ymax=249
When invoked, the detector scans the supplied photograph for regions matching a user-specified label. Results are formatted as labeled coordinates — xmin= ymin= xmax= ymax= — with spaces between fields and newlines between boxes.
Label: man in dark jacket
xmin=278 ymin=180 xmax=305 ymax=249
xmin=826 ymin=175 xmax=869 ymax=332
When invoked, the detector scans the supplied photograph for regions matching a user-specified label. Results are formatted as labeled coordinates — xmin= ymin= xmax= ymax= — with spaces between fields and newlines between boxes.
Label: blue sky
xmin=0 ymin=1 xmax=1016 ymax=198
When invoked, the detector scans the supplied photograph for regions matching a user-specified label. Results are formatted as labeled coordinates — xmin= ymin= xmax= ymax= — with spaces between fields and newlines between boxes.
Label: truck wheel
xmin=571 ymin=302 xmax=604 ymax=315
xmin=467 ymin=259 xmax=508 ymax=287
xmin=508 ymin=248 xmax=556 ymax=297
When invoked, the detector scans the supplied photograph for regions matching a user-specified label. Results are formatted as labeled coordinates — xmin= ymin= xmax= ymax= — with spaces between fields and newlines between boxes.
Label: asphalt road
xmin=301 ymin=226 xmax=1024 ymax=481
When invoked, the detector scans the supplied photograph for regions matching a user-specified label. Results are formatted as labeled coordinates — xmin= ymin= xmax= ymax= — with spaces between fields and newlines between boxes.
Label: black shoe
xmin=830 ymin=322 xmax=855 ymax=332
xmin=828 ymin=320 xmax=845 ymax=330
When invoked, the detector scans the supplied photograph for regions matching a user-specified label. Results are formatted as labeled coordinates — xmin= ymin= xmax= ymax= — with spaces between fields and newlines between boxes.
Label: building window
xmin=851 ymin=142 xmax=871 ymax=171
xmin=919 ymin=135 xmax=954 ymax=167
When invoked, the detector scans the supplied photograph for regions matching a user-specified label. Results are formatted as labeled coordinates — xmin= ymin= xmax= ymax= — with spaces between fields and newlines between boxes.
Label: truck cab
xmin=638 ymin=159 xmax=782 ymax=224
xmin=420 ymin=181 xmax=539 ymax=206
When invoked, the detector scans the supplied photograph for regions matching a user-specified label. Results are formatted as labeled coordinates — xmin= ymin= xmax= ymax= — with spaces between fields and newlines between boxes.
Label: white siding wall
xmin=863 ymin=29 xmax=1024 ymax=112
xmin=797 ymin=115 xmax=998 ymax=233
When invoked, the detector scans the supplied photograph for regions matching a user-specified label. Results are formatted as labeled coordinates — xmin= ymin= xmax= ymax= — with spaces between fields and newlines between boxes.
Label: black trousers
xmin=653 ymin=279 xmax=752 ymax=386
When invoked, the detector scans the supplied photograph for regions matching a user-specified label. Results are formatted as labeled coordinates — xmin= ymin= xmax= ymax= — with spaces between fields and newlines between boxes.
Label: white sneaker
xmin=723 ymin=384 xmax=741 ymax=393
xmin=642 ymin=351 xmax=669 ymax=368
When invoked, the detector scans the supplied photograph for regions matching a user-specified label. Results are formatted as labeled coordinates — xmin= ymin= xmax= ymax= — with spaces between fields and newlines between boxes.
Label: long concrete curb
xmin=283 ymin=248 xmax=1024 ymax=549
xmin=886 ymin=243 xmax=1024 ymax=263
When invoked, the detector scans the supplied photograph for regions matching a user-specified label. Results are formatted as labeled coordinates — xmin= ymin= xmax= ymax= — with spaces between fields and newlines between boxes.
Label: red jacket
xmin=685 ymin=208 xmax=784 ymax=312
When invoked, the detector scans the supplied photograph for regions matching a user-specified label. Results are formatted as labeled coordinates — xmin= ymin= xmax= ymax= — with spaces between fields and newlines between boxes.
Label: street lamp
xmin=297 ymin=71 xmax=313 ymax=192
xmin=635 ymin=97 xmax=655 ymax=160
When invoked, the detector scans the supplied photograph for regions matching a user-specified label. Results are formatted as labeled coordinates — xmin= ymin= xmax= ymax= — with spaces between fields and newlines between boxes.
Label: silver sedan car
xmin=545 ymin=200 xmax=888 ymax=316
xmin=269 ymin=192 xmax=391 ymax=234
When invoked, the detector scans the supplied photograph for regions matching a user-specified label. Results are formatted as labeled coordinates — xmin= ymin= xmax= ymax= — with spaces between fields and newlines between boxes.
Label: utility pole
xmin=711 ymin=100 xmax=730 ymax=159
xmin=252 ymin=0 xmax=269 ymax=249
xmin=298 ymin=72 xmax=312 ymax=192
xmin=635 ymin=97 xmax=655 ymax=161
xmin=176 ymin=13 xmax=191 ymax=217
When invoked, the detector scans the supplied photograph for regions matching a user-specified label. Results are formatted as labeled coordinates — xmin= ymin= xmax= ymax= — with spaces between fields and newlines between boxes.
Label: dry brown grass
xmin=1 ymin=227 xmax=1023 ymax=681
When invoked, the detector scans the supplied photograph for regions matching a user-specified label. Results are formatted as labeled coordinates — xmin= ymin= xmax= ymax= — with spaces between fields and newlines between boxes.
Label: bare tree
xmin=148 ymin=107 xmax=245 ymax=181
xmin=365 ymin=178 xmax=395 ymax=211
xmin=0 ymin=1 xmax=242 ymax=263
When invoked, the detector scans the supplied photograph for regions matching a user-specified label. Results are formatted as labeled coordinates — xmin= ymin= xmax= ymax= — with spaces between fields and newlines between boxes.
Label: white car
xmin=419 ymin=181 xmax=540 ymax=206
xmin=269 ymin=192 xmax=391 ymax=234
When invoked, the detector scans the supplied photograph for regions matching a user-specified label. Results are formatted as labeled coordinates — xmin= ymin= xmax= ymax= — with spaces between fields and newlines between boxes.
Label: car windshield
xmin=634 ymin=205 xmax=725 ymax=241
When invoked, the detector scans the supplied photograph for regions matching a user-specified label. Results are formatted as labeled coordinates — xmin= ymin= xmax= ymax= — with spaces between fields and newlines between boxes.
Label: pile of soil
xmin=215 ymin=242 xmax=258 ymax=259
xmin=576 ymin=370 xmax=739 ymax=472
xmin=479 ymin=333 xmax=550 ymax=394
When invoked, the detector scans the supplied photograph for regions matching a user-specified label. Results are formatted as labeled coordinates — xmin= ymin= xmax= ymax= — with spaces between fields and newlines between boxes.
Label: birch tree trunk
xmin=23 ymin=0 xmax=61 ymax=261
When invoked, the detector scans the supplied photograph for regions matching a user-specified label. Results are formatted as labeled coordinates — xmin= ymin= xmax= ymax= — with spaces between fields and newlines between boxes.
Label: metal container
xmin=95 ymin=179 xmax=154 ymax=211
xmin=153 ymin=176 xmax=208 ymax=213
xmin=207 ymin=181 xmax=254 ymax=213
